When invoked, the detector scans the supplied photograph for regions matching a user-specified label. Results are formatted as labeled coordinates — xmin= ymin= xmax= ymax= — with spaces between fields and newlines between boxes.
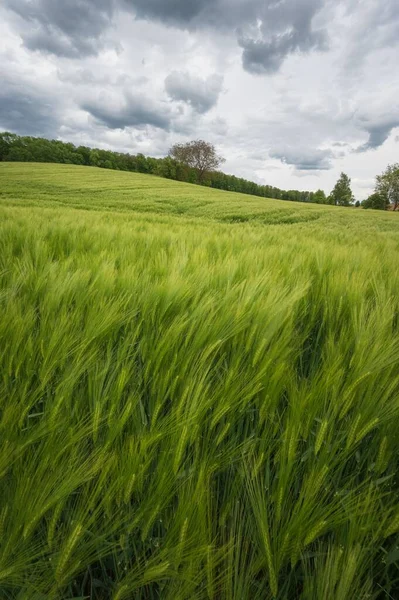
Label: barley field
xmin=1 ymin=162 xmax=399 ymax=599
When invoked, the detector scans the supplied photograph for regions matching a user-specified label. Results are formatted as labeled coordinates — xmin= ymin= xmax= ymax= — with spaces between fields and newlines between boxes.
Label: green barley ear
xmin=290 ymin=539 xmax=301 ymax=569
xmin=259 ymin=514 xmax=278 ymax=597
xmin=141 ymin=503 xmax=161 ymax=542
xmin=55 ymin=523 xmax=83 ymax=583
xmin=144 ymin=561 xmax=170 ymax=580
xmin=346 ymin=414 xmax=362 ymax=450
xmin=354 ymin=418 xmax=379 ymax=445
xmin=253 ymin=451 xmax=265 ymax=478
xmin=278 ymin=532 xmax=291 ymax=565
xmin=175 ymin=517 xmax=188 ymax=568
xmin=315 ymin=420 xmax=328 ymax=455
xmin=119 ymin=533 xmax=126 ymax=550
xmin=252 ymin=338 xmax=268 ymax=366
xmin=124 ymin=473 xmax=136 ymax=504
xmin=376 ymin=436 xmax=389 ymax=474
xmin=304 ymin=520 xmax=327 ymax=547
xmin=47 ymin=501 xmax=64 ymax=550
xmin=275 ymin=486 xmax=284 ymax=522
xmin=288 ymin=430 xmax=298 ymax=464
xmin=307 ymin=464 xmax=329 ymax=497
xmin=339 ymin=372 xmax=371 ymax=419
xmin=113 ymin=583 xmax=128 ymax=600
xmin=336 ymin=545 xmax=361 ymax=599
xmin=386 ymin=509 xmax=399 ymax=537
xmin=216 ymin=421 xmax=231 ymax=447
xmin=287 ymin=430 xmax=298 ymax=465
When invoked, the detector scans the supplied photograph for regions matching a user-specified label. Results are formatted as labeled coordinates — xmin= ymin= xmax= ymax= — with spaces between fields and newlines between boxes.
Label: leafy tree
xmin=329 ymin=172 xmax=354 ymax=206
xmin=76 ymin=145 xmax=91 ymax=166
xmin=375 ymin=163 xmax=399 ymax=211
xmin=355 ymin=200 xmax=361 ymax=207
xmin=135 ymin=153 xmax=150 ymax=173
xmin=313 ymin=189 xmax=327 ymax=204
xmin=89 ymin=149 xmax=100 ymax=167
xmin=169 ymin=140 xmax=225 ymax=183
xmin=362 ymin=193 xmax=388 ymax=211
xmin=0 ymin=132 xmax=19 ymax=160
xmin=155 ymin=156 xmax=177 ymax=180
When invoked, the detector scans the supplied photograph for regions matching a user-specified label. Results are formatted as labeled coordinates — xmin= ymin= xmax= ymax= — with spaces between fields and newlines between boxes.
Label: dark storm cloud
xmin=164 ymin=72 xmax=223 ymax=114
xmin=5 ymin=0 xmax=328 ymax=72
xmin=122 ymin=0 xmax=213 ymax=25
xmin=123 ymin=0 xmax=255 ymax=28
xmin=270 ymin=147 xmax=333 ymax=170
xmin=357 ymin=119 xmax=399 ymax=152
xmin=127 ymin=0 xmax=328 ymax=73
xmin=4 ymin=0 xmax=114 ymax=57
xmin=239 ymin=28 xmax=326 ymax=74
xmin=81 ymin=94 xmax=172 ymax=131
xmin=0 ymin=81 xmax=60 ymax=136
xmin=238 ymin=0 xmax=328 ymax=73
xmin=124 ymin=0 xmax=309 ymax=31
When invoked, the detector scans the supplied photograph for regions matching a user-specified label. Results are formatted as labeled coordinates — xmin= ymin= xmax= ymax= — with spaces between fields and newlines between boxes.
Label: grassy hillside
xmin=3 ymin=161 xmax=396 ymax=227
xmin=1 ymin=162 xmax=399 ymax=599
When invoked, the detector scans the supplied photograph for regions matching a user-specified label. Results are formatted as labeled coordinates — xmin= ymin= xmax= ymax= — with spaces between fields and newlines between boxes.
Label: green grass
xmin=1 ymin=162 xmax=399 ymax=599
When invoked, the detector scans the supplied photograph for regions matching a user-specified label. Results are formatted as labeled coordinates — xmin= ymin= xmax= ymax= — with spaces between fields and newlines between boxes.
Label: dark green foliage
xmin=313 ymin=189 xmax=327 ymax=204
xmin=362 ymin=193 xmax=389 ymax=210
xmin=0 ymin=132 xmax=18 ymax=161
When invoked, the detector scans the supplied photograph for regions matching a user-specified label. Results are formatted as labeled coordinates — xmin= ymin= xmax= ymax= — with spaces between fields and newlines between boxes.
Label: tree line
xmin=0 ymin=132 xmax=323 ymax=203
xmin=0 ymin=132 xmax=397 ymax=209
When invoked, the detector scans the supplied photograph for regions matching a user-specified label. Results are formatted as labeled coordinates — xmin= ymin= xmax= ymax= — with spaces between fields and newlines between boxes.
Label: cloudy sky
xmin=1 ymin=0 xmax=398 ymax=198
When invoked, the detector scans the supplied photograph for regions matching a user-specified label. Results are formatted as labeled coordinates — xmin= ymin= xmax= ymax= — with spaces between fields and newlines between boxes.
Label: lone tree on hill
xmin=329 ymin=172 xmax=354 ymax=206
xmin=375 ymin=163 xmax=399 ymax=210
xmin=169 ymin=140 xmax=225 ymax=183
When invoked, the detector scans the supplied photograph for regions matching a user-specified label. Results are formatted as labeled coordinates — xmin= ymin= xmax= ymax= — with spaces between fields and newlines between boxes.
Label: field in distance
xmin=2 ymin=161 xmax=398 ymax=228
xmin=1 ymin=162 xmax=399 ymax=599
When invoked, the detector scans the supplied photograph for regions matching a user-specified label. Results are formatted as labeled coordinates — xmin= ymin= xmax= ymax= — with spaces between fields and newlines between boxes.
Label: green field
xmin=1 ymin=162 xmax=399 ymax=599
